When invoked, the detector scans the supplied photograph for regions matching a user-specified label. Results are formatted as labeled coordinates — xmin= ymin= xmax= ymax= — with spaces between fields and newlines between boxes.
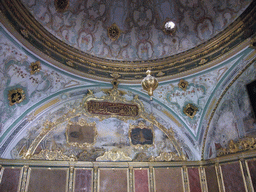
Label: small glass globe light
xmin=164 ymin=20 xmax=177 ymax=36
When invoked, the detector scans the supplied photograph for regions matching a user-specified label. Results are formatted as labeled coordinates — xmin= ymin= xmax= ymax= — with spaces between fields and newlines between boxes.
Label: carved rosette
xmin=30 ymin=61 xmax=41 ymax=75
xmin=178 ymin=79 xmax=188 ymax=91
xmin=54 ymin=0 xmax=69 ymax=12
xmin=8 ymin=88 xmax=25 ymax=106
xmin=108 ymin=23 xmax=121 ymax=41
xmin=183 ymin=103 xmax=198 ymax=119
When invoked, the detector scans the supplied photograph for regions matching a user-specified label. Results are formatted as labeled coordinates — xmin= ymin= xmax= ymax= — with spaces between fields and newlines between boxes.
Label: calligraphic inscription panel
xmin=0 ymin=168 xmax=21 ymax=192
xmin=87 ymin=100 xmax=138 ymax=117
xmin=130 ymin=128 xmax=153 ymax=145
xmin=67 ymin=124 xmax=95 ymax=144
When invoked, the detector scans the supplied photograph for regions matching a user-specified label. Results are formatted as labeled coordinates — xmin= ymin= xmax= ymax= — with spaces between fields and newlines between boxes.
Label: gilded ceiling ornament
xmin=217 ymin=137 xmax=256 ymax=157
xmin=129 ymin=122 xmax=154 ymax=148
xmin=66 ymin=119 xmax=97 ymax=149
xmin=199 ymin=58 xmax=208 ymax=65
xmin=250 ymin=37 xmax=256 ymax=49
xmin=54 ymin=0 xmax=69 ymax=12
xmin=30 ymin=61 xmax=41 ymax=75
xmin=30 ymin=149 xmax=77 ymax=161
xmin=108 ymin=23 xmax=121 ymax=41
xmin=178 ymin=79 xmax=188 ymax=91
xmin=183 ymin=103 xmax=198 ymax=119
xmin=141 ymin=70 xmax=159 ymax=99
xmin=8 ymin=88 xmax=25 ymax=106
xmin=149 ymin=152 xmax=185 ymax=161
xmin=96 ymin=149 xmax=132 ymax=161
xmin=20 ymin=29 xmax=29 ymax=38
xmin=110 ymin=72 xmax=121 ymax=79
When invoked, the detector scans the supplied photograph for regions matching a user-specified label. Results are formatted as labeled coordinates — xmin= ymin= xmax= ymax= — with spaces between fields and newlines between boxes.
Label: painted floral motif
xmin=21 ymin=0 xmax=251 ymax=61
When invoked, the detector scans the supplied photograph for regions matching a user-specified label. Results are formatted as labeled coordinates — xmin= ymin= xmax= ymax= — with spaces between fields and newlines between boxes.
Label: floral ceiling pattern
xmin=21 ymin=0 xmax=251 ymax=61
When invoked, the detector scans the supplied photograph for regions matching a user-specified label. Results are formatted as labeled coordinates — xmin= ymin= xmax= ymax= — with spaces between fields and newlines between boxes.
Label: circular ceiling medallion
xmin=54 ymin=0 xmax=69 ymax=12
xmin=108 ymin=23 xmax=121 ymax=41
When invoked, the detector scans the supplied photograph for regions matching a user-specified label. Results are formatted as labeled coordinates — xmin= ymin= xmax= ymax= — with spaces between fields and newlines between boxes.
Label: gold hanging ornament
xmin=141 ymin=70 xmax=158 ymax=100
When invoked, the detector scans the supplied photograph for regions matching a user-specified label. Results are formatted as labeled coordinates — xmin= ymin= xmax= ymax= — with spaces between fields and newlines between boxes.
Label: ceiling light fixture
xmin=164 ymin=20 xmax=177 ymax=36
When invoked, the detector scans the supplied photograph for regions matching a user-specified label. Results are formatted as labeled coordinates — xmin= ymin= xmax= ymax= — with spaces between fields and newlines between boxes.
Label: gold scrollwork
xmin=30 ymin=149 xmax=77 ymax=161
xmin=183 ymin=103 xmax=198 ymax=119
xmin=8 ymin=88 xmax=25 ymax=106
xmin=217 ymin=137 xmax=256 ymax=157
xmin=108 ymin=23 xmax=121 ymax=41
xmin=96 ymin=149 xmax=132 ymax=161
xmin=30 ymin=61 xmax=41 ymax=75
xmin=66 ymin=119 xmax=97 ymax=149
xmin=250 ymin=37 xmax=256 ymax=49
xmin=178 ymin=79 xmax=188 ymax=91
xmin=149 ymin=152 xmax=185 ymax=161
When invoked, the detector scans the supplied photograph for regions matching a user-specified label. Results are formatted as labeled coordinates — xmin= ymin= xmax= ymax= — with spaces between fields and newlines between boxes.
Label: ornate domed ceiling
xmin=0 ymin=0 xmax=254 ymax=81
xmin=21 ymin=0 xmax=251 ymax=61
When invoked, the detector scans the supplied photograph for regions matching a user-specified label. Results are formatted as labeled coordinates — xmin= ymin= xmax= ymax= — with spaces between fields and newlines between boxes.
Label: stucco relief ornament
xmin=183 ymin=103 xmax=198 ymax=119
xmin=108 ymin=23 xmax=121 ymax=41
xmin=178 ymin=79 xmax=188 ymax=91
xmin=54 ymin=0 xmax=69 ymax=12
xmin=30 ymin=61 xmax=41 ymax=75
xmin=96 ymin=149 xmax=132 ymax=161
xmin=8 ymin=88 xmax=25 ymax=106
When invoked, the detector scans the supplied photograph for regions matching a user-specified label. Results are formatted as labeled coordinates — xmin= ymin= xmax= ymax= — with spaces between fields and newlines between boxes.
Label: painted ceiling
xmin=21 ymin=0 xmax=251 ymax=61
xmin=0 ymin=0 xmax=256 ymax=162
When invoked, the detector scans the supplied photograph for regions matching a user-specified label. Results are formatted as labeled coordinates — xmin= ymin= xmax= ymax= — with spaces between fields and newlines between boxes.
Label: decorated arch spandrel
xmin=14 ymin=86 xmax=186 ymax=162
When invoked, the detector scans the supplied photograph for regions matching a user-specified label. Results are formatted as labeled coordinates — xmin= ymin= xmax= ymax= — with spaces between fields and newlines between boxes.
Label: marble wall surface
xmin=0 ymin=167 xmax=21 ymax=192
xmin=27 ymin=168 xmax=68 ymax=192
xmin=188 ymin=167 xmax=201 ymax=192
xmin=154 ymin=167 xmax=183 ymax=192
xmin=134 ymin=169 xmax=149 ymax=192
xmin=221 ymin=162 xmax=246 ymax=192
xmin=99 ymin=169 xmax=128 ymax=192
xmin=74 ymin=169 xmax=92 ymax=192
xmin=1 ymin=158 xmax=256 ymax=191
